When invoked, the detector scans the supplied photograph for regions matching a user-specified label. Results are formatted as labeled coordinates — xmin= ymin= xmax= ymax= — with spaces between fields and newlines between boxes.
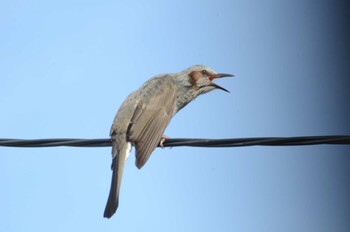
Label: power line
xmin=0 ymin=135 xmax=349 ymax=148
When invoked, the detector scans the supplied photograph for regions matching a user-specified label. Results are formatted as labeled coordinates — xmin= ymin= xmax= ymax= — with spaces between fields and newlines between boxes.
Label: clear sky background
xmin=1 ymin=0 xmax=349 ymax=231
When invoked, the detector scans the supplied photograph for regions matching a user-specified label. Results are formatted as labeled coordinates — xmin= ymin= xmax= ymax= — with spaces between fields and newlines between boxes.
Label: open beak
xmin=209 ymin=73 xmax=234 ymax=93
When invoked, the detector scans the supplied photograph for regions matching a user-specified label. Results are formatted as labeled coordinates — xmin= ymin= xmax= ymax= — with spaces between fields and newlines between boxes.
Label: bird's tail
xmin=104 ymin=141 xmax=128 ymax=218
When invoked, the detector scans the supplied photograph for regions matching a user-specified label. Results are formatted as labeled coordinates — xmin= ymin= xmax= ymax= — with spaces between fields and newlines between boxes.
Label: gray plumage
xmin=104 ymin=65 xmax=233 ymax=218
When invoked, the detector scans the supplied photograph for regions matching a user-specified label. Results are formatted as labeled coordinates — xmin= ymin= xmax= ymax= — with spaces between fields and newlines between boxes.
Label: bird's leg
xmin=159 ymin=135 xmax=169 ymax=148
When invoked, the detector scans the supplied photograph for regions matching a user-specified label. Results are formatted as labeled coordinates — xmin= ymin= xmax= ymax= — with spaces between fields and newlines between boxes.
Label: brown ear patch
xmin=189 ymin=71 xmax=201 ymax=88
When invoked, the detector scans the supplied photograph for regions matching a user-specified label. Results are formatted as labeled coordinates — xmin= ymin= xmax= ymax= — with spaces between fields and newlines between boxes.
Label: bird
xmin=104 ymin=65 xmax=233 ymax=218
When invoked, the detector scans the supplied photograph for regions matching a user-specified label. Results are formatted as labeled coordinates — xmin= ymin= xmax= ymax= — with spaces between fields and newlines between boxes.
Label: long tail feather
xmin=104 ymin=140 xmax=128 ymax=218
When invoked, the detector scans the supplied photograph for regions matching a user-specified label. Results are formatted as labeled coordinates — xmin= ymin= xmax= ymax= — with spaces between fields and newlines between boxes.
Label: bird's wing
xmin=127 ymin=83 xmax=176 ymax=169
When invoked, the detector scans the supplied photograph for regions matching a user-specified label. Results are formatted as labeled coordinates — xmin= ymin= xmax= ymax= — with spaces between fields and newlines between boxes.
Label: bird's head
xmin=183 ymin=65 xmax=233 ymax=96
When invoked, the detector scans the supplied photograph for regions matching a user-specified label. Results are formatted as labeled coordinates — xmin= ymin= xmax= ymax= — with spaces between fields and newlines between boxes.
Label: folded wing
xmin=127 ymin=83 xmax=177 ymax=169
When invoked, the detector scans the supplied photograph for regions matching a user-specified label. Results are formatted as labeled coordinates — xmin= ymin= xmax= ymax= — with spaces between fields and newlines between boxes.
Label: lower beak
xmin=211 ymin=83 xmax=230 ymax=93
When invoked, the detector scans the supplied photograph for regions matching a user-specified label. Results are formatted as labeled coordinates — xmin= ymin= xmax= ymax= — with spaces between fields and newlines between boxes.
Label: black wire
xmin=0 ymin=136 xmax=349 ymax=148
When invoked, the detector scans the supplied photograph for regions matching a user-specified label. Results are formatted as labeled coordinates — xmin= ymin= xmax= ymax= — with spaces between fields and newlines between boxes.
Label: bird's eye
xmin=201 ymin=70 xmax=208 ymax=75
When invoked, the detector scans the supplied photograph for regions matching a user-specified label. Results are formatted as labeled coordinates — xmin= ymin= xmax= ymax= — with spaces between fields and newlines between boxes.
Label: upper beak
xmin=209 ymin=73 xmax=234 ymax=93
xmin=215 ymin=73 xmax=234 ymax=78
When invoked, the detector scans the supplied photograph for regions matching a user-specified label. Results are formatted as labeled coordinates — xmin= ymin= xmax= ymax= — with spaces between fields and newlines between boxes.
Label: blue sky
xmin=1 ymin=0 xmax=349 ymax=231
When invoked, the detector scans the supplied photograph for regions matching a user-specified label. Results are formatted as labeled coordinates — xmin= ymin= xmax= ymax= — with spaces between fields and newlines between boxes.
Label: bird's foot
xmin=159 ymin=135 xmax=169 ymax=148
